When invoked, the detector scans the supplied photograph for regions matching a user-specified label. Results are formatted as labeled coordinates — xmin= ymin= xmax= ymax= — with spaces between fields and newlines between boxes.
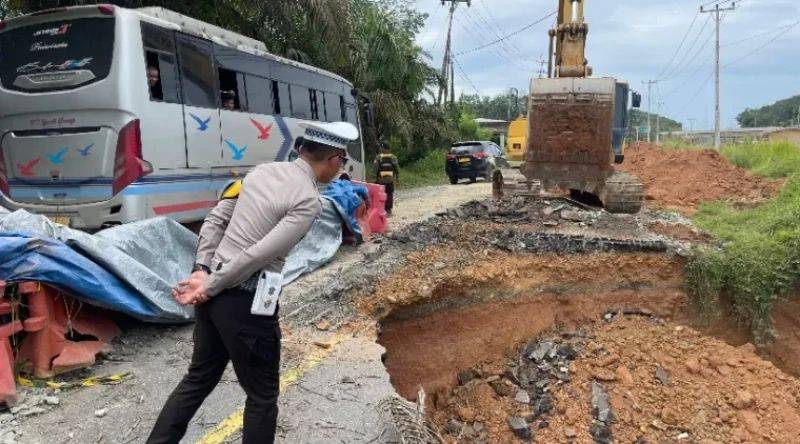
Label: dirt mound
xmin=619 ymin=143 xmax=782 ymax=214
xmin=430 ymin=316 xmax=800 ymax=443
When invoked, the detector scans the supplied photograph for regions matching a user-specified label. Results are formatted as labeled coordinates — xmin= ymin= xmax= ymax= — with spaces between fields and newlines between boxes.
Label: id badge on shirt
xmin=251 ymin=271 xmax=282 ymax=316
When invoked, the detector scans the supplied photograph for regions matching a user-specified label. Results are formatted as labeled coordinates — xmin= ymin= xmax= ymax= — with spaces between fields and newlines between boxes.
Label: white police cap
xmin=298 ymin=121 xmax=359 ymax=150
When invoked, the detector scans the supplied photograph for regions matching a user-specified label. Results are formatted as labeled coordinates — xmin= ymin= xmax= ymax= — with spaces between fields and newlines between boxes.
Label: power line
xmin=660 ymin=14 xmax=712 ymax=81
xmin=722 ymin=21 xmax=799 ymax=47
xmin=722 ymin=19 xmax=800 ymax=68
xmin=452 ymin=57 xmax=481 ymax=95
xmin=657 ymin=10 xmax=701 ymax=80
xmin=452 ymin=13 xmax=533 ymax=72
xmin=455 ymin=10 xmax=556 ymax=56
xmin=661 ymin=25 xmax=715 ymax=86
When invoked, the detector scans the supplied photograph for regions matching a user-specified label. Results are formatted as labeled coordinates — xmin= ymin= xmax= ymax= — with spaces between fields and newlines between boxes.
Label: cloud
xmin=414 ymin=0 xmax=800 ymax=129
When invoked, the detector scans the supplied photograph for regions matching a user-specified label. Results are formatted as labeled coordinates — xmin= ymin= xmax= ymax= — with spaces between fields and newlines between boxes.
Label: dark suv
xmin=446 ymin=141 xmax=509 ymax=184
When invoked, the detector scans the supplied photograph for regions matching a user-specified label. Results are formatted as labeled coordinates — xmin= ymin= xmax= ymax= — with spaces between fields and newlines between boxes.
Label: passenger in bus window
xmin=147 ymin=65 xmax=163 ymax=101
xmin=221 ymin=90 xmax=236 ymax=110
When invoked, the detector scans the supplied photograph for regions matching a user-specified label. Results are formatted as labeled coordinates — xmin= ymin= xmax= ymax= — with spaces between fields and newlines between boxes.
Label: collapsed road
xmin=5 ymin=156 xmax=800 ymax=444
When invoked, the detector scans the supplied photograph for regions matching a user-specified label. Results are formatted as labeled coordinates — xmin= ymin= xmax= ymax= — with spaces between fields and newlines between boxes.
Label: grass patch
xmin=687 ymin=140 xmax=800 ymax=342
xmin=721 ymin=140 xmax=800 ymax=178
xmin=397 ymin=148 xmax=448 ymax=189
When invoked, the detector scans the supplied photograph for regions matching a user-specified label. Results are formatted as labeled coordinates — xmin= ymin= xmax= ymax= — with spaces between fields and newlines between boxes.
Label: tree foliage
xmin=458 ymin=93 xmax=528 ymax=121
xmin=737 ymin=95 xmax=800 ymax=128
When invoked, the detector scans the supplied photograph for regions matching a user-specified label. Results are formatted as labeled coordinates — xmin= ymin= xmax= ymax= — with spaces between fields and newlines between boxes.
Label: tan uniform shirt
xmin=195 ymin=159 xmax=322 ymax=297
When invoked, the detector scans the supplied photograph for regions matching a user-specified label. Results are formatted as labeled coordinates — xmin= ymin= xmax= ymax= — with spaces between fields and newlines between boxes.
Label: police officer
xmin=374 ymin=142 xmax=399 ymax=214
xmin=147 ymin=121 xmax=359 ymax=444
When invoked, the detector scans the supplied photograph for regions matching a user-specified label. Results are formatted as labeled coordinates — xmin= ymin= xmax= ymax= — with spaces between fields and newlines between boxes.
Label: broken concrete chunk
xmin=528 ymin=341 xmax=554 ymax=362
xmin=514 ymin=390 xmax=531 ymax=404
xmin=560 ymin=209 xmax=586 ymax=221
xmin=591 ymin=381 xmax=614 ymax=425
xmin=508 ymin=416 xmax=532 ymax=440
xmin=94 ymin=408 xmax=108 ymax=418
xmin=655 ymin=365 xmax=670 ymax=385
xmin=532 ymin=393 xmax=554 ymax=418
xmin=542 ymin=204 xmax=565 ymax=216
xmin=590 ymin=420 xmax=613 ymax=444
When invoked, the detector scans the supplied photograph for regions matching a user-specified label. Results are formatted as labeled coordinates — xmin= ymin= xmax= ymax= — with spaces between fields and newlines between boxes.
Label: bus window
xmin=0 ymin=17 xmax=114 ymax=92
xmin=142 ymin=23 xmax=180 ymax=103
xmin=246 ymin=75 xmax=272 ymax=114
xmin=325 ymin=93 xmax=342 ymax=123
xmin=315 ymin=91 xmax=326 ymax=121
xmin=176 ymin=34 xmax=217 ymax=109
xmin=291 ymin=85 xmax=311 ymax=119
xmin=309 ymin=89 xmax=319 ymax=120
xmin=218 ymin=68 xmax=246 ymax=111
xmin=272 ymin=81 xmax=291 ymax=116
xmin=144 ymin=51 xmax=180 ymax=103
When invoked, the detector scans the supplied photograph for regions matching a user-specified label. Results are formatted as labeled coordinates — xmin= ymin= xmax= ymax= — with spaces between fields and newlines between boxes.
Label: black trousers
xmin=383 ymin=182 xmax=395 ymax=214
xmin=147 ymin=288 xmax=281 ymax=444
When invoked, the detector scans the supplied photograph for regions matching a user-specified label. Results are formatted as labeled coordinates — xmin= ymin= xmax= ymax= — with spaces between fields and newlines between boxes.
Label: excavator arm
xmin=549 ymin=0 xmax=591 ymax=78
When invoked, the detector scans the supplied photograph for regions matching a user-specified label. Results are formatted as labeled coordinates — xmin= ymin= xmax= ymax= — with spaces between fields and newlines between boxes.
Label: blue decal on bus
xmin=47 ymin=147 xmax=69 ymax=164
xmin=77 ymin=142 xmax=94 ymax=157
xmin=224 ymin=140 xmax=247 ymax=160
xmin=189 ymin=113 xmax=211 ymax=131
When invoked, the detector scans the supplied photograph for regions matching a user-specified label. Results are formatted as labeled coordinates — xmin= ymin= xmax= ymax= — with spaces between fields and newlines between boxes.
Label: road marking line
xmin=197 ymin=332 xmax=349 ymax=444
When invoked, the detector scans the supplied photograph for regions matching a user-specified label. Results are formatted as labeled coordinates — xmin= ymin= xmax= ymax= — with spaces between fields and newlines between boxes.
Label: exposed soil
xmin=427 ymin=315 xmax=800 ymax=444
xmin=376 ymin=252 xmax=687 ymax=399
xmin=619 ymin=143 xmax=783 ymax=215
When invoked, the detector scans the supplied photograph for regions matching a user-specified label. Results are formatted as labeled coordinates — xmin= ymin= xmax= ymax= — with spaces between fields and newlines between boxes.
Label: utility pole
xmin=701 ymin=1 xmax=736 ymax=149
xmin=656 ymin=101 xmax=663 ymax=144
xmin=643 ymin=80 xmax=659 ymax=143
xmin=437 ymin=0 xmax=471 ymax=107
xmin=536 ymin=56 xmax=548 ymax=78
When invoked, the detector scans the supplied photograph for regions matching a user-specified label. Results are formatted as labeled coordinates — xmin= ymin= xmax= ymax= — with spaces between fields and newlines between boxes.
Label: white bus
xmin=0 ymin=5 xmax=366 ymax=229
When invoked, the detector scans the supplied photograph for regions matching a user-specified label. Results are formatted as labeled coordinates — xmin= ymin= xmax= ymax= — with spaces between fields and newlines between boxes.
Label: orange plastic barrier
xmin=0 ymin=281 xmax=119 ymax=404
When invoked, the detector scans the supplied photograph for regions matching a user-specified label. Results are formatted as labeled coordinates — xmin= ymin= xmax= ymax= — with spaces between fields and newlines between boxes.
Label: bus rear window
xmin=0 ymin=17 xmax=115 ymax=92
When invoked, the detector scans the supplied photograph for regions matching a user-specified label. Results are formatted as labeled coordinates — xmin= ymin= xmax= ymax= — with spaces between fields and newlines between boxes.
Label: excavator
xmin=495 ymin=0 xmax=644 ymax=213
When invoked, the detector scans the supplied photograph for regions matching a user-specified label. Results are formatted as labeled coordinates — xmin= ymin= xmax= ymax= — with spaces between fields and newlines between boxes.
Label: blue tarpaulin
xmin=322 ymin=179 xmax=369 ymax=238
xmin=0 ymin=231 xmax=162 ymax=320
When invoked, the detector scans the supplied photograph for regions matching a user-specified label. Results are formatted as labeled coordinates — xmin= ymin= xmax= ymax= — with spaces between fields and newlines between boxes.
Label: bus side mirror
xmin=631 ymin=92 xmax=642 ymax=109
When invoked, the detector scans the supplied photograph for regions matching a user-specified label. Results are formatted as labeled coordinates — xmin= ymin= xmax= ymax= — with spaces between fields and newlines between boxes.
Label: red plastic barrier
xmin=0 ymin=280 xmax=24 ymax=404
xmin=353 ymin=181 xmax=388 ymax=235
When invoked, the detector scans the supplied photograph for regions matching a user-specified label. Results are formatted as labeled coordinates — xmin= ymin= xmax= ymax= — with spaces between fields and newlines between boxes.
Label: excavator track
xmin=601 ymin=171 xmax=644 ymax=214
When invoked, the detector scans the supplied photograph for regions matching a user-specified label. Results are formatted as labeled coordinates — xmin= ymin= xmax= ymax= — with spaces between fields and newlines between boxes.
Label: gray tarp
xmin=0 ymin=197 xmax=345 ymax=321
xmin=0 ymin=210 xmax=195 ymax=321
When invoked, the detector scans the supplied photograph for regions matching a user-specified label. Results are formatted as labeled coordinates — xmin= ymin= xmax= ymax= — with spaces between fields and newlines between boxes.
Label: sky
xmin=412 ymin=0 xmax=799 ymax=130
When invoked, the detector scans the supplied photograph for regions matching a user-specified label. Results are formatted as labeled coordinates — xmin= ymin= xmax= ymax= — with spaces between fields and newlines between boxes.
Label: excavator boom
xmin=552 ymin=0 xmax=591 ymax=78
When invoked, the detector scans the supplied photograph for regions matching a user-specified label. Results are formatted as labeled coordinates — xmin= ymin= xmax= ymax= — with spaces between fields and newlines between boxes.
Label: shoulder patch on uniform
xmin=221 ymin=180 xmax=242 ymax=200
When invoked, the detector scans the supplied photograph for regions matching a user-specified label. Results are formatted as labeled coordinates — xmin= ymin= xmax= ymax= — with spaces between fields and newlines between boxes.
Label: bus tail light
xmin=0 ymin=141 xmax=8 ymax=196
xmin=0 ymin=22 xmax=6 ymax=32
xmin=98 ymin=5 xmax=115 ymax=15
xmin=113 ymin=120 xmax=152 ymax=195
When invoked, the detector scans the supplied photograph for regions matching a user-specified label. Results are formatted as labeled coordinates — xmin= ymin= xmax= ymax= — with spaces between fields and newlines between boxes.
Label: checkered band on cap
xmin=304 ymin=128 xmax=347 ymax=149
